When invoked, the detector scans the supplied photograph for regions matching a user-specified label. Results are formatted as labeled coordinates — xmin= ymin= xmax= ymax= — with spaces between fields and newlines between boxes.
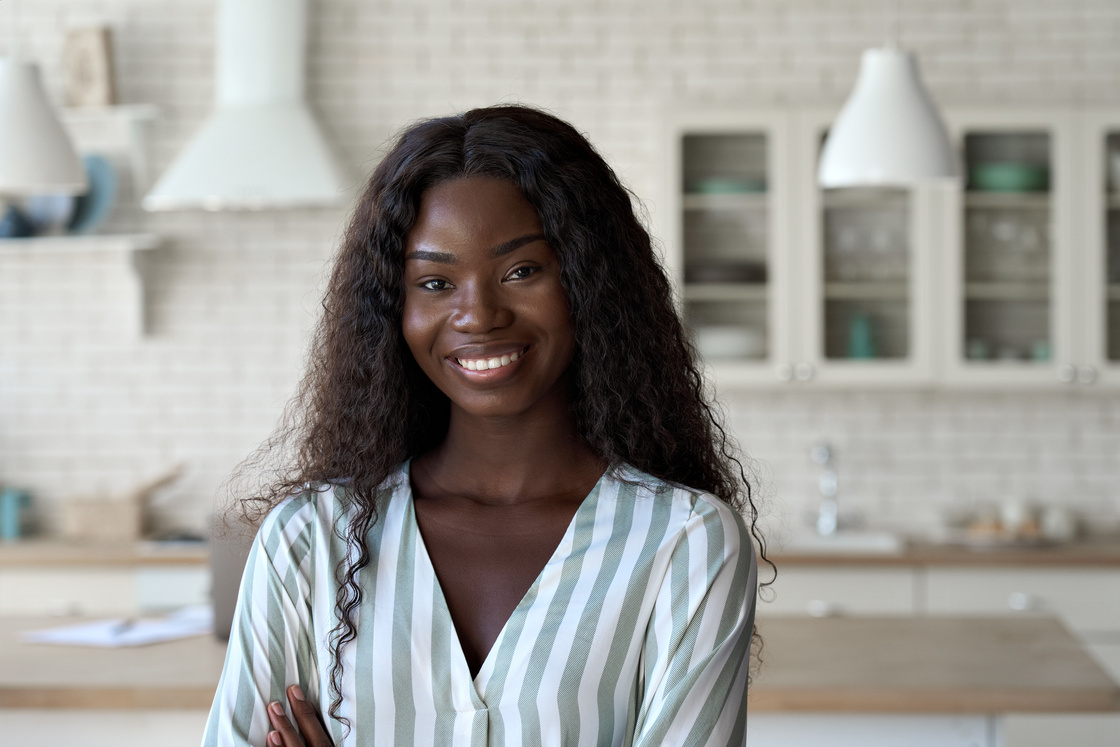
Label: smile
xmin=454 ymin=348 xmax=526 ymax=371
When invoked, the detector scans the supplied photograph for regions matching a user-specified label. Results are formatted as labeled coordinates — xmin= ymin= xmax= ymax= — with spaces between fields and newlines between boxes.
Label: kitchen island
xmin=1 ymin=614 xmax=1116 ymax=746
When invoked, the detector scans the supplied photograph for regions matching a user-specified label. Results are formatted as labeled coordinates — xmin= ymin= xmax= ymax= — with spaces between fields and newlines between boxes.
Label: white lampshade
xmin=818 ymin=47 xmax=958 ymax=188
xmin=0 ymin=59 xmax=87 ymax=196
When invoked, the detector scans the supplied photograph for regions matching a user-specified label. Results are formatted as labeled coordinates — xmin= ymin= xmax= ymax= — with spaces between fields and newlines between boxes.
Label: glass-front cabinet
xmin=668 ymin=107 xmax=1119 ymax=390
xmin=667 ymin=111 xmax=793 ymax=385
xmin=941 ymin=109 xmax=1080 ymax=387
xmin=1081 ymin=110 xmax=1120 ymax=387
xmin=668 ymin=109 xmax=938 ymax=387
xmin=792 ymin=108 xmax=939 ymax=386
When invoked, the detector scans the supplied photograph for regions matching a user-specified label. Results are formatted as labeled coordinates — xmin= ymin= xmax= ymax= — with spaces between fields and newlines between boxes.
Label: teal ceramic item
xmin=848 ymin=312 xmax=877 ymax=359
xmin=68 ymin=154 xmax=118 ymax=234
xmin=969 ymin=163 xmax=1050 ymax=193
xmin=0 ymin=205 xmax=34 ymax=238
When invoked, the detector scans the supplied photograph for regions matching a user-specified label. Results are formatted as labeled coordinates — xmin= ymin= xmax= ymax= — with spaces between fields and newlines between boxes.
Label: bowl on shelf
xmin=692 ymin=325 xmax=765 ymax=360
xmin=688 ymin=176 xmax=767 ymax=194
xmin=969 ymin=162 xmax=1050 ymax=193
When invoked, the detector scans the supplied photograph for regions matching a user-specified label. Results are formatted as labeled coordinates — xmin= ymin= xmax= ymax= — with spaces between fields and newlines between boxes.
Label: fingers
xmin=287 ymin=685 xmax=333 ymax=747
xmin=266 ymin=699 xmax=304 ymax=747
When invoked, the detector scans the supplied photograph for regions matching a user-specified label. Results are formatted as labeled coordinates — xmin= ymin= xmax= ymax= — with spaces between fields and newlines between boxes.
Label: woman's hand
xmin=266 ymin=685 xmax=333 ymax=747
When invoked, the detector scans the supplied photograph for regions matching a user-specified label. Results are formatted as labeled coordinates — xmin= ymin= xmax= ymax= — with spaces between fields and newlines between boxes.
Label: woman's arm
xmin=203 ymin=499 xmax=323 ymax=747
xmin=632 ymin=498 xmax=758 ymax=747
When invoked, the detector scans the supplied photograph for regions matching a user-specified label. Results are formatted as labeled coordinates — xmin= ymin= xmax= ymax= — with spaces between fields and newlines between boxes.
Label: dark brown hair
xmin=240 ymin=104 xmax=770 ymax=727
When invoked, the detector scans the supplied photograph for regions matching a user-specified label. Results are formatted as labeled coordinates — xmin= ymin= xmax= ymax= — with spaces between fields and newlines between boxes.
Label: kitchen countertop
xmin=2 ymin=615 xmax=1116 ymax=713
xmin=0 ymin=539 xmax=208 ymax=567
xmin=751 ymin=615 xmax=1120 ymax=713
xmin=768 ymin=535 xmax=1120 ymax=567
xmin=5 ymin=534 xmax=1119 ymax=569
xmin=0 ymin=617 xmax=225 ymax=708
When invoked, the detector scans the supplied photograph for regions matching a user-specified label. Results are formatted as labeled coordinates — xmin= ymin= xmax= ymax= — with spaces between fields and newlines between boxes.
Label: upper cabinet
xmin=791 ymin=108 xmax=941 ymax=387
xmin=1080 ymin=109 xmax=1120 ymax=388
xmin=667 ymin=110 xmax=794 ymax=386
xmin=667 ymin=106 xmax=1120 ymax=390
xmin=940 ymin=108 xmax=1080 ymax=388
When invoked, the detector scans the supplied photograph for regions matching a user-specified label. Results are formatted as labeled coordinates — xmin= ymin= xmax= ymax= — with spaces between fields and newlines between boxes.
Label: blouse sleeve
xmin=631 ymin=498 xmax=758 ymax=747
xmin=202 ymin=497 xmax=322 ymax=747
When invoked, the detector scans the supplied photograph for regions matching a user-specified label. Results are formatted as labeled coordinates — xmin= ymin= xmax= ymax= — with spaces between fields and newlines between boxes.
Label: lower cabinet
xmin=756 ymin=566 xmax=919 ymax=617
xmin=755 ymin=564 xmax=1120 ymax=747
xmin=0 ymin=565 xmax=209 ymax=615
xmin=925 ymin=568 xmax=1120 ymax=747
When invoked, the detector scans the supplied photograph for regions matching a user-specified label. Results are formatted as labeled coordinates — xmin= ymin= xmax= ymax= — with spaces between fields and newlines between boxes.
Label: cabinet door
xmin=756 ymin=567 xmax=918 ymax=617
xmin=1077 ymin=108 xmax=1120 ymax=388
xmin=667 ymin=111 xmax=795 ymax=387
xmin=789 ymin=108 xmax=939 ymax=386
xmin=941 ymin=108 xmax=1080 ymax=388
xmin=925 ymin=568 xmax=1120 ymax=634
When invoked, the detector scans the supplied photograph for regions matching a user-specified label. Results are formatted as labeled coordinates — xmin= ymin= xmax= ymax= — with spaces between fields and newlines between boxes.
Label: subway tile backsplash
xmin=2 ymin=0 xmax=1119 ymax=535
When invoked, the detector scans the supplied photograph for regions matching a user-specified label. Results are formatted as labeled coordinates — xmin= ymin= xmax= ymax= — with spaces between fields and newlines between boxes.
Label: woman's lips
xmin=449 ymin=345 xmax=530 ymax=373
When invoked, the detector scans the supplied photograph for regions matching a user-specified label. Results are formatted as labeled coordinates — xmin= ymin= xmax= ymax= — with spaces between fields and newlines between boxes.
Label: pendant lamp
xmin=0 ymin=0 xmax=87 ymax=196
xmin=818 ymin=45 xmax=958 ymax=188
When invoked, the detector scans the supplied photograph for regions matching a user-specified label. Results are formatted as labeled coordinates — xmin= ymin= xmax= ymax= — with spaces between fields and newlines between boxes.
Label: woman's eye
xmin=420 ymin=278 xmax=449 ymax=291
xmin=506 ymin=266 xmax=537 ymax=281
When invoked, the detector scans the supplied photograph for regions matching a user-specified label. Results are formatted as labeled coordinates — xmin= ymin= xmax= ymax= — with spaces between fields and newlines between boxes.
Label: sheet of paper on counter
xmin=21 ymin=605 xmax=214 ymax=647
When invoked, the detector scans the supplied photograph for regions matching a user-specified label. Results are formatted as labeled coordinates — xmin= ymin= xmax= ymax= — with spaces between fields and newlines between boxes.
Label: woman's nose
xmin=450 ymin=283 xmax=513 ymax=333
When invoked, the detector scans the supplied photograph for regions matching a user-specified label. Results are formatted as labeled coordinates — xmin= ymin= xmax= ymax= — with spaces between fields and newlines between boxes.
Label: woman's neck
xmin=418 ymin=401 xmax=604 ymax=507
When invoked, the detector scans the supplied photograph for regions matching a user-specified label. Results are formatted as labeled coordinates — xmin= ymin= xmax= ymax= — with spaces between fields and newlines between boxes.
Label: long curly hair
xmin=240 ymin=104 xmax=770 ymax=727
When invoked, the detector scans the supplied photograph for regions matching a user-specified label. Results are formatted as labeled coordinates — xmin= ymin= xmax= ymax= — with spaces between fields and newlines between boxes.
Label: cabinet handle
xmin=1057 ymin=364 xmax=1077 ymax=384
xmin=794 ymin=362 xmax=814 ymax=381
xmin=807 ymin=600 xmax=843 ymax=618
xmin=776 ymin=363 xmax=794 ymax=382
xmin=1077 ymin=366 xmax=1097 ymax=385
xmin=1008 ymin=592 xmax=1044 ymax=612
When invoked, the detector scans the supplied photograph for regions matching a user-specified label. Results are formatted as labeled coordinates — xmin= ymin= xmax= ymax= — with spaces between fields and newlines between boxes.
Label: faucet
xmin=811 ymin=443 xmax=839 ymax=536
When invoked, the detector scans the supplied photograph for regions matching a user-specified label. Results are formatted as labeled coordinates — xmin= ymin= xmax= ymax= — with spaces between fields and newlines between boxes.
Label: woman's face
xmin=402 ymin=177 xmax=576 ymax=422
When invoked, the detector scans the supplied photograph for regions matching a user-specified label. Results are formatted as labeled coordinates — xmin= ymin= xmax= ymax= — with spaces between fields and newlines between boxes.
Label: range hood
xmin=143 ymin=0 xmax=347 ymax=211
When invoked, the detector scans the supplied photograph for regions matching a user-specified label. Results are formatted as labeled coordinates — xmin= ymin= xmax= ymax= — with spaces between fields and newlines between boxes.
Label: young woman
xmin=203 ymin=105 xmax=767 ymax=747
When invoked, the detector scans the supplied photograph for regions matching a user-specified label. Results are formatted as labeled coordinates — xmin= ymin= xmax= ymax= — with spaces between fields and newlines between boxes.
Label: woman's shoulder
xmin=608 ymin=463 xmax=754 ymax=559
xmin=257 ymin=464 xmax=409 ymax=543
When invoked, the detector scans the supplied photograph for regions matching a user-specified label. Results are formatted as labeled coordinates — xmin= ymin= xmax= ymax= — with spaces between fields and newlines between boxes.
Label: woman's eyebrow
xmin=405 ymin=233 xmax=548 ymax=264
xmin=405 ymin=249 xmax=455 ymax=264
xmin=491 ymin=233 xmax=547 ymax=257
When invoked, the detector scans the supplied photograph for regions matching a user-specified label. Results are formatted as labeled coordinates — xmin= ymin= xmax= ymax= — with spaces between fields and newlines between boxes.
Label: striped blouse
xmin=202 ymin=461 xmax=757 ymax=747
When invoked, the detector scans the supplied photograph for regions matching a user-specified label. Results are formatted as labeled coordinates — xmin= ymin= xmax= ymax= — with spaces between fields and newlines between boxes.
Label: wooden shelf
xmin=824 ymin=282 xmax=909 ymax=301
xmin=683 ymin=282 xmax=768 ymax=302
xmin=965 ymin=192 xmax=1051 ymax=210
xmin=965 ymin=281 xmax=1050 ymax=300
xmin=682 ymin=192 xmax=767 ymax=210
xmin=822 ymin=189 xmax=908 ymax=210
xmin=0 ymin=234 xmax=158 ymax=255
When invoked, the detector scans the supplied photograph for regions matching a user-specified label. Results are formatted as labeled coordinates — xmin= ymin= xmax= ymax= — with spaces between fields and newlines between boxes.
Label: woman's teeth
xmin=457 ymin=351 xmax=520 ymax=371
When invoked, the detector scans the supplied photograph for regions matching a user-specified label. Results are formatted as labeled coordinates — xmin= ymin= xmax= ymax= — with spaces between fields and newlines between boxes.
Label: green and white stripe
xmin=203 ymin=462 xmax=757 ymax=747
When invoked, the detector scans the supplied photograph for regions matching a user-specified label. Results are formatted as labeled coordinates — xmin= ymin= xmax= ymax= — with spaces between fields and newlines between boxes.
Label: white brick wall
xmin=1 ymin=0 xmax=1118 ymax=535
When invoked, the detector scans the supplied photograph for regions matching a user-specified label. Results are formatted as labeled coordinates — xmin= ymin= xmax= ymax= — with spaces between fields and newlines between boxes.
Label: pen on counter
xmin=111 ymin=618 xmax=136 ymax=636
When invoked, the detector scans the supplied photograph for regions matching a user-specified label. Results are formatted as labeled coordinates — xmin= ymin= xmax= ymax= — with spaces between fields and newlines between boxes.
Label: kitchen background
xmin=2 ymin=0 xmax=1119 ymax=545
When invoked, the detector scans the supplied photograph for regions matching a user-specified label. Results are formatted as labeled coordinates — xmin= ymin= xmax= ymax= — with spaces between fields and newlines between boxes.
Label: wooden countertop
xmin=751 ymin=616 xmax=1120 ymax=713
xmin=4 ymin=535 xmax=1118 ymax=569
xmin=768 ymin=536 xmax=1120 ymax=567
xmin=0 ymin=617 xmax=226 ymax=709
xmin=2 ymin=615 xmax=1117 ymax=713
xmin=0 ymin=539 xmax=208 ymax=567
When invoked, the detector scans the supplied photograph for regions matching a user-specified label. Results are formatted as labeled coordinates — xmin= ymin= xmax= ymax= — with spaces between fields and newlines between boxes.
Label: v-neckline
xmin=403 ymin=460 xmax=609 ymax=694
